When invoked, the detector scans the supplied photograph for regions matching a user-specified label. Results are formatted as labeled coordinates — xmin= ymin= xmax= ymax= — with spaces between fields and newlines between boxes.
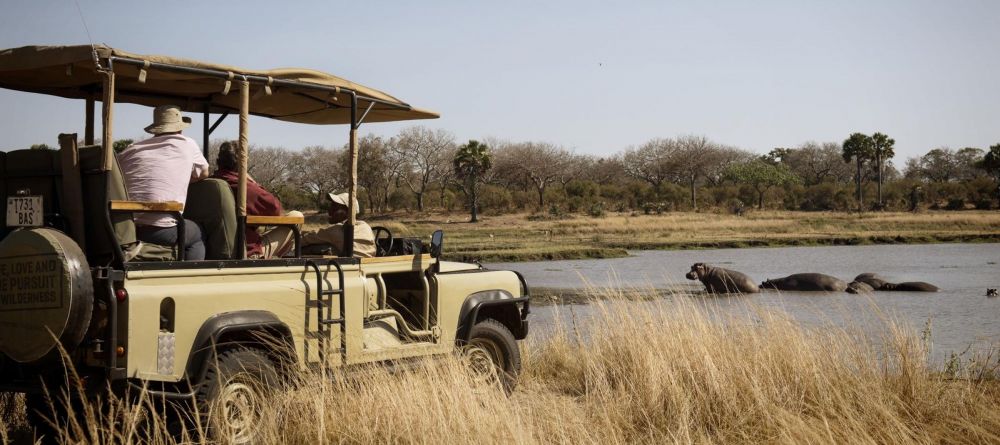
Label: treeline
xmin=197 ymin=128 xmax=1000 ymax=217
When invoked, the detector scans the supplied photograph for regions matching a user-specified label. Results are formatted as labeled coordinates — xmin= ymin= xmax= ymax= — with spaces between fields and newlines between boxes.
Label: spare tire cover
xmin=0 ymin=228 xmax=93 ymax=363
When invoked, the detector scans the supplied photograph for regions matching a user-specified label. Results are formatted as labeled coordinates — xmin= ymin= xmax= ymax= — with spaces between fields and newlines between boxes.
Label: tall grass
xmin=3 ymin=293 xmax=998 ymax=444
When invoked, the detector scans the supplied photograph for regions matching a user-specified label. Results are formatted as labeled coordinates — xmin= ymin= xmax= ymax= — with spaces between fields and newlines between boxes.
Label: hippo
xmin=685 ymin=263 xmax=760 ymax=294
xmin=846 ymin=281 xmax=875 ymax=294
xmin=881 ymin=281 xmax=939 ymax=292
xmin=760 ymin=273 xmax=848 ymax=292
xmin=853 ymin=273 xmax=889 ymax=290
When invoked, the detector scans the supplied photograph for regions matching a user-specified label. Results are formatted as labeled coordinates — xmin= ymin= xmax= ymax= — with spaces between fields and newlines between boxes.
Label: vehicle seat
xmin=79 ymin=145 xmax=141 ymax=262
xmin=0 ymin=151 xmax=6 ymax=240
xmin=184 ymin=178 xmax=237 ymax=260
xmin=3 ymin=148 xmax=61 ymax=212
xmin=3 ymin=149 xmax=66 ymax=234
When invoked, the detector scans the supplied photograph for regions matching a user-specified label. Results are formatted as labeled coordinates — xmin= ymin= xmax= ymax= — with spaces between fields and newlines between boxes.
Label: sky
xmin=1 ymin=0 xmax=998 ymax=160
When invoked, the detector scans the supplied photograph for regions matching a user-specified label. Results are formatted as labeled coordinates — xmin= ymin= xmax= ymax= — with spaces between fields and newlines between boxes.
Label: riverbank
xmin=7 ymin=296 xmax=997 ymax=443
xmin=346 ymin=210 xmax=1000 ymax=262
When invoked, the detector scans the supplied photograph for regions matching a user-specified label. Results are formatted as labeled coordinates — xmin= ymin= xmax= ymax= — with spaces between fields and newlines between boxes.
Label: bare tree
xmin=248 ymin=146 xmax=294 ymax=192
xmin=580 ymin=154 xmax=628 ymax=185
xmin=674 ymin=135 xmax=722 ymax=210
xmin=621 ymin=138 xmax=681 ymax=188
xmin=289 ymin=145 xmax=347 ymax=207
xmin=499 ymin=142 xmax=574 ymax=207
xmin=771 ymin=142 xmax=855 ymax=185
xmin=394 ymin=126 xmax=456 ymax=211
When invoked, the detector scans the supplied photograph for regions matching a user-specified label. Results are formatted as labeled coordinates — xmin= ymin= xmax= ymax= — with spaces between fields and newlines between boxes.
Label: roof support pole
xmin=343 ymin=92 xmax=358 ymax=258
xmin=101 ymin=70 xmax=116 ymax=172
xmin=85 ymin=95 xmax=95 ymax=145
xmin=202 ymin=103 xmax=210 ymax=159
xmin=236 ymin=78 xmax=250 ymax=259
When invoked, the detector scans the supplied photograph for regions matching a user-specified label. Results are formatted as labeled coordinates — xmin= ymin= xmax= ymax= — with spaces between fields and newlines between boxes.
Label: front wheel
xmin=462 ymin=319 xmax=521 ymax=394
xmin=195 ymin=347 xmax=280 ymax=444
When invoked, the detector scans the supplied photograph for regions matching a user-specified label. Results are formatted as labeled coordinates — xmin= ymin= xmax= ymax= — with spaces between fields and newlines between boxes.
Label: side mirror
xmin=430 ymin=230 xmax=444 ymax=259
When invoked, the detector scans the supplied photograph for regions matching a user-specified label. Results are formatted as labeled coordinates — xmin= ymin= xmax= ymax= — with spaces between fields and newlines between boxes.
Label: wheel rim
xmin=218 ymin=380 xmax=261 ymax=444
xmin=464 ymin=339 xmax=506 ymax=387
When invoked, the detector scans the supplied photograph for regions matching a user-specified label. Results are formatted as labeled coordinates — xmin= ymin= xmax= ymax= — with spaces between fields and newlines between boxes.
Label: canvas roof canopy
xmin=0 ymin=44 xmax=439 ymax=125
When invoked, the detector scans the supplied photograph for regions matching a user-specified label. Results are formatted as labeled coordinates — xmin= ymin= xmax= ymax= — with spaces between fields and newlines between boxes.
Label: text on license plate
xmin=6 ymin=196 xmax=43 ymax=227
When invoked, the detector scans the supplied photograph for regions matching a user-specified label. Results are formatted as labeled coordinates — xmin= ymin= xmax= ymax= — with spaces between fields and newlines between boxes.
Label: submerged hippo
xmin=882 ymin=281 xmax=939 ymax=292
xmin=685 ymin=263 xmax=760 ymax=294
xmin=846 ymin=281 xmax=875 ymax=294
xmin=853 ymin=273 xmax=889 ymax=290
xmin=760 ymin=273 xmax=848 ymax=292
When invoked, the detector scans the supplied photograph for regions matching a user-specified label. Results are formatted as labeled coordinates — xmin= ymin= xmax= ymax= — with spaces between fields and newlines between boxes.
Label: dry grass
xmin=3 ymin=292 xmax=999 ymax=444
xmin=330 ymin=210 xmax=1000 ymax=261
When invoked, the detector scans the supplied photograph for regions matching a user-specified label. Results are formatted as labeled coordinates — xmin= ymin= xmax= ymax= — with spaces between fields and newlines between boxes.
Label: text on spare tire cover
xmin=0 ymin=254 xmax=63 ymax=310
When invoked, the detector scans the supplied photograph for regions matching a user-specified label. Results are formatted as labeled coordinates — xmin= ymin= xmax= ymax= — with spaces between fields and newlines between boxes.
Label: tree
xmin=394 ymin=126 xmax=456 ymax=211
xmin=453 ymin=140 xmax=492 ymax=223
xmin=29 ymin=143 xmax=53 ymax=150
xmin=355 ymin=134 xmax=394 ymax=213
xmin=770 ymin=142 xmax=853 ymax=185
xmin=498 ymin=142 xmax=573 ymax=208
xmin=112 ymin=139 xmax=134 ymax=152
xmin=724 ymin=159 xmax=799 ymax=209
xmin=621 ymin=138 xmax=681 ymax=188
xmin=954 ymin=147 xmax=986 ymax=181
xmin=290 ymin=146 xmax=346 ymax=207
xmin=247 ymin=146 xmax=293 ymax=191
xmin=981 ymin=144 xmax=1000 ymax=204
xmin=870 ymin=132 xmax=895 ymax=208
xmin=842 ymin=133 xmax=874 ymax=209
xmin=674 ymin=135 xmax=719 ymax=210
xmin=915 ymin=148 xmax=960 ymax=182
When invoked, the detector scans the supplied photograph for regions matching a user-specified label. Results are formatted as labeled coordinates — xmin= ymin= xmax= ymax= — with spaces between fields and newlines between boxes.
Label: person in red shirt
xmin=211 ymin=142 xmax=300 ymax=258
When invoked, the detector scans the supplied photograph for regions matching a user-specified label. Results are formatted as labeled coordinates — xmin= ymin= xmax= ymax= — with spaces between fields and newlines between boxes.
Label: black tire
xmin=195 ymin=347 xmax=280 ymax=444
xmin=463 ymin=319 xmax=522 ymax=394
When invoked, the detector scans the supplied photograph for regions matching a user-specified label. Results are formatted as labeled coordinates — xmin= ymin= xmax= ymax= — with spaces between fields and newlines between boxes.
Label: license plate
xmin=6 ymin=196 xmax=43 ymax=227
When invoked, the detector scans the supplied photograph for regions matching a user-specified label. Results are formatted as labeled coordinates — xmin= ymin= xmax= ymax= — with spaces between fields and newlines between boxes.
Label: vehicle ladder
xmin=305 ymin=260 xmax=347 ymax=366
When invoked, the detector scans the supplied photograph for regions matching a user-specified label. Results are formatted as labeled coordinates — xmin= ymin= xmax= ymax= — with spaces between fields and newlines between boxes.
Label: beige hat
xmin=327 ymin=192 xmax=359 ymax=215
xmin=144 ymin=105 xmax=192 ymax=134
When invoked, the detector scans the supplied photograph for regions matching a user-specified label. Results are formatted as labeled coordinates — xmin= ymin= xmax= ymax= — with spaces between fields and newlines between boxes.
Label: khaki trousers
xmin=259 ymin=210 xmax=303 ymax=259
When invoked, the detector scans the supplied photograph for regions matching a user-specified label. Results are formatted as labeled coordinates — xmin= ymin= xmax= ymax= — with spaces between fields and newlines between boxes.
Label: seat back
xmin=79 ymin=145 xmax=137 ymax=263
xmin=0 ymin=151 xmax=6 ymax=240
xmin=3 ymin=148 xmax=62 ymax=213
xmin=184 ymin=178 xmax=237 ymax=260
xmin=2 ymin=149 xmax=66 ymax=235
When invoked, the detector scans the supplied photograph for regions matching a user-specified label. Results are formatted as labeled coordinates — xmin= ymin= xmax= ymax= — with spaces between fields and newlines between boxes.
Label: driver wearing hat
xmin=118 ymin=105 xmax=210 ymax=260
xmin=300 ymin=192 xmax=376 ymax=258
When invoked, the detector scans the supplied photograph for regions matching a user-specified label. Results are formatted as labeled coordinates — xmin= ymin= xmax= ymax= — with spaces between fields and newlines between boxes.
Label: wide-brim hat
xmin=327 ymin=192 xmax=359 ymax=215
xmin=144 ymin=105 xmax=192 ymax=134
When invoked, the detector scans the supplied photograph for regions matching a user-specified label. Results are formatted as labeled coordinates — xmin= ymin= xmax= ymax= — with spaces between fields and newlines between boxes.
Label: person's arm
xmin=247 ymin=182 xmax=284 ymax=216
xmin=189 ymin=139 xmax=210 ymax=182
xmin=300 ymin=224 xmax=344 ymax=249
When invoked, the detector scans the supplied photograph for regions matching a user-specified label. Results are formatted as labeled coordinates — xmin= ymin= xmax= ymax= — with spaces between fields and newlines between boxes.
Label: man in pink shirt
xmin=118 ymin=105 xmax=210 ymax=260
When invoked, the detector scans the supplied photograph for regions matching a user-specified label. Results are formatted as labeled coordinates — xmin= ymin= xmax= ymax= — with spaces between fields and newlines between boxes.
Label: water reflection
xmin=489 ymin=243 xmax=1000 ymax=364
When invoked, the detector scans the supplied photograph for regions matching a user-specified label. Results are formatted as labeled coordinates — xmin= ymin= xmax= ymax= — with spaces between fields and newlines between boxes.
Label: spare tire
xmin=0 ymin=228 xmax=93 ymax=363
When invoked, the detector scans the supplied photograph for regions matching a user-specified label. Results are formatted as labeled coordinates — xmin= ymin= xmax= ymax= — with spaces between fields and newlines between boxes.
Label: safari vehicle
xmin=0 ymin=45 xmax=529 ymax=438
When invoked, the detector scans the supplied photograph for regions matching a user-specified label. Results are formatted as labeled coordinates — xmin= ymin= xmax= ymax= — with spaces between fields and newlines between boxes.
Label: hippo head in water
xmin=686 ymin=263 xmax=760 ymax=294
xmin=853 ymin=273 xmax=889 ymax=290
xmin=686 ymin=263 xmax=708 ymax=281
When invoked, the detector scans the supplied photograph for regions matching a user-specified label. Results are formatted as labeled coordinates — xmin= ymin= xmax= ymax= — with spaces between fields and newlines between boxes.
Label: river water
xmin=488 ymin=243 xmax=1000 ymax=364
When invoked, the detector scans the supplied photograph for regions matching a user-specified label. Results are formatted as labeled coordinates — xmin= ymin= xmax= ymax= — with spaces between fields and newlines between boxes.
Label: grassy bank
xmin=340 ymin=210 xmax=1000 ymax=262
xmin=4 ymin=294 xmax=998 ymax=444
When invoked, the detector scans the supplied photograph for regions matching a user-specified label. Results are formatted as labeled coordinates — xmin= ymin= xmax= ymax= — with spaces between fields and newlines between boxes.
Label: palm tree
xmin=453 ymin=140 xmax=492 ymax=222
xmin=842 ymin=133 xmax=874 ymax=210
xmin=870 ymin=132 xmax=895 ymax=209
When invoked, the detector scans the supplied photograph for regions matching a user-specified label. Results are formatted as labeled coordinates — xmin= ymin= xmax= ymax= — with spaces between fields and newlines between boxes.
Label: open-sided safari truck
xmin=0 ymin=44 xmax=529 ymax=439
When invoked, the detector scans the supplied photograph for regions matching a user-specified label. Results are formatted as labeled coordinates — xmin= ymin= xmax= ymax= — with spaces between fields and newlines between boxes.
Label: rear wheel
xmin=195 ymin=348 xmax=280 ymax=444
xmin=462 ymin=319 xmax=521 ymax=394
